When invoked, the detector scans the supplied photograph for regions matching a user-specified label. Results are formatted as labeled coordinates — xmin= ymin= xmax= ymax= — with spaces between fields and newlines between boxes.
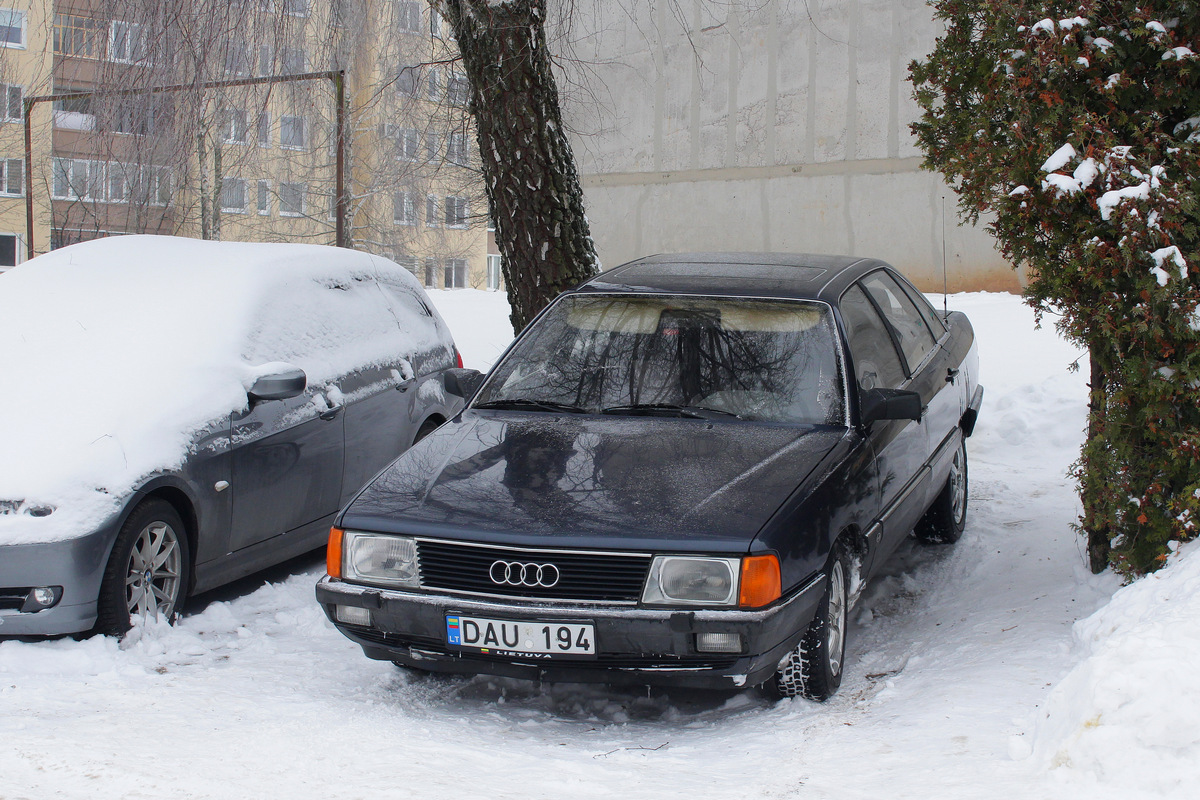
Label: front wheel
xmin=95 ymin=499 xmax=191 ymax=636
xmin=915 ymin=437 xmax=968 ymax=544
xmin=771 ymin=544 xmax=849 ymax=701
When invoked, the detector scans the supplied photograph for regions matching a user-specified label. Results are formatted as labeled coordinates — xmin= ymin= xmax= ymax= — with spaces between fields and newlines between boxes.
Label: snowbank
xmin=0 ymin=235 xmax=446 ymax=545
xmin=1029 ymin=540 xmax=1200 ymax=797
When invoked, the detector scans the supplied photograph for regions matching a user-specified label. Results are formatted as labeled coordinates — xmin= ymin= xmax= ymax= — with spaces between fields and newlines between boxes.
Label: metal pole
xmin=23 ymin=97 xmax=34 ymax=261
xmin=334 ymin=70 xmax=346 ymax=248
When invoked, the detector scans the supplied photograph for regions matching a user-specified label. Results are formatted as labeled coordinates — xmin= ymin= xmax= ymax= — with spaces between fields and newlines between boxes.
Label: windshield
xmin=474 ymin=294 xmax=845 ymax=425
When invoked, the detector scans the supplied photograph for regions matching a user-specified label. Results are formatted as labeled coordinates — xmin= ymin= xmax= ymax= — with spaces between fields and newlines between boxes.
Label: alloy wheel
xmin=124 ymin=520 xmax=183 ymax=620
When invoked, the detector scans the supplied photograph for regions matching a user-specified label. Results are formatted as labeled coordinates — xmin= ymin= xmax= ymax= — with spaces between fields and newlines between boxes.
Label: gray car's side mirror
xmin=859 ymin=387 xmax=923 ymax=426
xmin=248 ymin=365 xmax=307 ymax=402
xmin=443 ymin=367 xmax=485 ymax=399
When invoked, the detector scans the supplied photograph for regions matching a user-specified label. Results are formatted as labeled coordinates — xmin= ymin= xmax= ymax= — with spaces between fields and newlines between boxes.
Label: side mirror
xmin=443 ymin=367 xmax=485 ymax=399
xmin=248 ymin=365 xmax=306 ymax=402
xmin=859 ymin=388 xmax=922 ymax=426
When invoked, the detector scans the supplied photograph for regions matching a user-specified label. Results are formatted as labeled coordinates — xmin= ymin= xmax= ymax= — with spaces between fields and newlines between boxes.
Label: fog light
xmin=335 ymin=605 xmax=372 ymax=626
xmin=20 ymin=586 xmax=63 ymax=613
xmin=696 ymin=632 xmax=743 ymax=653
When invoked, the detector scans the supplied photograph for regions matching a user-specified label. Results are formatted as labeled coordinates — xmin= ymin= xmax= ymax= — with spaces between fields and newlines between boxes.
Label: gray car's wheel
xmin=96 ymin=499 xmax=191 ymax=636
xmin=915 ymin=437 xmax=968 ymax=544
xmin=413 ymin=417 xmax=442 ymax=444
xmin=771 ymin=543 xmax=849 ymax=701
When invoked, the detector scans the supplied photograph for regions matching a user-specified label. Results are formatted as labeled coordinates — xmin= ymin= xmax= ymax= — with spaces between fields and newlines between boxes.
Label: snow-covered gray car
xmin=0 ymin=235 xmax=463 ymax=637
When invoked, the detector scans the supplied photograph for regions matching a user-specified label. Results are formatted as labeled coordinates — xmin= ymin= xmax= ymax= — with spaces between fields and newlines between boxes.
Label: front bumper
xmin=316 ymin=575 xmax=824 ymax=689
xmin=0 ymin=523 xmax=117 ymax=637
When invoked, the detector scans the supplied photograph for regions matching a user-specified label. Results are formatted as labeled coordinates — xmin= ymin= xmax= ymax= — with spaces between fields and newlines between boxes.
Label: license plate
xmin=445 ymin=614 xmax=595 ymax=657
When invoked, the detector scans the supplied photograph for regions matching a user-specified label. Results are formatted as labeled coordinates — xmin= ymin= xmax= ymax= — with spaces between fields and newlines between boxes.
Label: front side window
xmin=840 ymin=284 xmax=905 ymax=391
xmin=475 ymin=295 xmax=845 ymax=425
xmin=859 ymin=271 xmax=938 ymax=373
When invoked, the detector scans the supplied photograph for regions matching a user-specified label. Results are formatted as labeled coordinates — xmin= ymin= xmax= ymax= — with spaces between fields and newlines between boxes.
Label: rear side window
xmin=860 ymin=271 xmax=938 ymax=373
xmin=840 ymin=284 xmax=906 ymax=391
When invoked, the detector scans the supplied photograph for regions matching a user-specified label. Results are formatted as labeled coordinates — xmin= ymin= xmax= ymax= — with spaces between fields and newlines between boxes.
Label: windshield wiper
xmin=473 ymin=398 xmax=588 ymax=414
xmin=600 ymin=403 xmax=740 ymax=420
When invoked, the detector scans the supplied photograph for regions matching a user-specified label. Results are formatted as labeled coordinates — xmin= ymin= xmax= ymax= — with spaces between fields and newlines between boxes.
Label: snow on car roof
xmin=0 ymin=235 xmax=450 ymax=545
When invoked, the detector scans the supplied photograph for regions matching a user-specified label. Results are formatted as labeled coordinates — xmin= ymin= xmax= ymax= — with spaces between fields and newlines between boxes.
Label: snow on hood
xmin=1028 ymin=539 xmax=1200 ymax=795
xmin=0 ymin=235 xmax=448 ymax=545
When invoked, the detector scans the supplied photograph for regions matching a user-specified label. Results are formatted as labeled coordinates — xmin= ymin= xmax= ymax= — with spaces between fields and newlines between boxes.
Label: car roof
xmin=575 ymin=252 xmax=892 ymax=303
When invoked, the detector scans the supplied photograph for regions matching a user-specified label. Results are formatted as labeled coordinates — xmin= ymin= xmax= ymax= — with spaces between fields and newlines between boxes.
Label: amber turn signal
xmin=738 ymin=554 xmax=781 ymax=608
xmin=327 ymin=527 xmax=344 ymax=578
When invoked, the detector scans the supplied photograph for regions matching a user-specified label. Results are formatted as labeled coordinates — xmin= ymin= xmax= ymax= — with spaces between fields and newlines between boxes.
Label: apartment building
xmin=0 ymin=0 xmax=500 ymax=291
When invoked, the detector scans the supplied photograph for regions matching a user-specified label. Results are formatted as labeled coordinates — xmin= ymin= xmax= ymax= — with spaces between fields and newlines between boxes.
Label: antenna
xmin=941 ymin=195 xmax=948 ymax=318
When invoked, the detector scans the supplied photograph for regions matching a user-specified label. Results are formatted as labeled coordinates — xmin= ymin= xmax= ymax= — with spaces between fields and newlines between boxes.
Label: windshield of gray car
xmin=473 ymin=294 xmax=845 ymax=425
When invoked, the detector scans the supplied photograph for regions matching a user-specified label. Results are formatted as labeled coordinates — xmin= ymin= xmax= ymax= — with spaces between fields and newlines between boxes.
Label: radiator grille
xmin=416 ymin=540 xmax=650 ymax=603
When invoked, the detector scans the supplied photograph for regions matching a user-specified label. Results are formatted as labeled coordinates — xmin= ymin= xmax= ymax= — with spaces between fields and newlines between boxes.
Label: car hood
xmin=342 ymin=411 xmax=846 ymax=552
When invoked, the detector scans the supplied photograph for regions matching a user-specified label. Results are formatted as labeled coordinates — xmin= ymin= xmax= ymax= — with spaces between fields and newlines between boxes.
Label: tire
xmin=95 ymin=498 xmax=191 ymax=636
xmin=413 ymin=417 xmax=442 ymax=444
xmin=771 ymin=543 xmax=850 ymax=701
xmin=915 ymin=436 xmax=968 ymax=544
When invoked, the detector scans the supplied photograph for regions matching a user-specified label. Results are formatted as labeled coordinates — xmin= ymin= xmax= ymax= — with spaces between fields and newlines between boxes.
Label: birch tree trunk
xmin=439 ymin=0 xmax=599 ymax=332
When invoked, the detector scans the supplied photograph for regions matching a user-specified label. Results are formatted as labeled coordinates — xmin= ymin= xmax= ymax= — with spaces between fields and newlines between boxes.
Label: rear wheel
xmin=771 ymin=543 xmax=849 ymax=701
xmin=95 ymin=499 xmax=191 ymax=636
xmin=915 ymin=437 xmax=968 ymax=544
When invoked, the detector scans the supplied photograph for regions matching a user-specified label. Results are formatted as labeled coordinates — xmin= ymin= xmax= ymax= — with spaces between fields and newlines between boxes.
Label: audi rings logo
xmin=489 ymin=560 xmax=561 ymax=588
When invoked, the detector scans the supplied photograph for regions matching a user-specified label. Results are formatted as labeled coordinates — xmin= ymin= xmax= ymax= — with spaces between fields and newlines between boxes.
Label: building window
xmin=392 ymin=191 xmax=415 ymax=225
xmin=258 ymin=45 xmax=272 ymax=76
xmin=0 ymin=9 xmax=26 ymax=49
xmin=279 ymin=182 xmax=305 ymax=216
xmin=53 ymin=14 xmax=102 ymax=58
xmin=52 ymin=158 xmax=105 ymax=201
xmin=221 ymin=109 xmax=249 ymax=144
xmin=447 ymin=73 xmax=470 ymax=107
xmin=396 ymin=128 xmax=419 ymax=160
xmin=281 ymin=47 xmax=306 ymax=74
xmin=487 ymin=254 xmax=503 ymax=292
xmin=109 ymin=20 xmax=149 ymax=64
xmin=280 ymin=115 xmax=307 ymax=149
xmin=282 ymin=0 xmax=309 ymax=17
xmin=425 ymin=132 xmax=439 ymax=162
xmin=136 ymin=165 xmax=172 ymax=205
xmin=425 ymin=195 xmax=438 ymax=227
xmin=430 ymin=8 xmax=442 ymax=37
xmin=447 ymin=132 xmax=468 ymax=165
xmin=2 ymin=84 xmax=21 ymax=122
xmin=0 ymin=233 xmax=17 ymax=267
xmin=395 ymin=1 xmax=421 ymax=33
xmin=257 ymin=112 xmax=271 ymax=147
xmin=444 ymin=196 xmax=469 ymax=228
xmin=0 ymin=157 xmax=22 ymax=196
xmin=111 ymin=96 xmax=158 ymax=136
xmin=224 ymin=39 xmax=251 ymax=77
xmin=221 ymin=177 xmax=247 ymax=213
xmin=396 ymin=65 xmax=420 ymax=97
xmin=257 ymin=180 xmax=270 ymax=215
xmin=107 ymin=164 xmax=131 ymax=202
xmin=426 ymin=68 xmax=441 ymax=100
xmin=444 ymin=259 xmax=467 ymax=289
xmin=424 ymin=258 xmax=437 ymax=288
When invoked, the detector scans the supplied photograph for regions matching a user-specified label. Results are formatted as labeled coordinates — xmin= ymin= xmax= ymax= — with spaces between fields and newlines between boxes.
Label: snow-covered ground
xmin=2 ymin=289 xmax=1196 ymax=799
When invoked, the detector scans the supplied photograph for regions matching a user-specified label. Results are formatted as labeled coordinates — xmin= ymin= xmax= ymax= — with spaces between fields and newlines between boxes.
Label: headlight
xmin=641 ymin=556 xmax=740 ymax=606
xmin=342 ymin=532 xmax=420 ymax=588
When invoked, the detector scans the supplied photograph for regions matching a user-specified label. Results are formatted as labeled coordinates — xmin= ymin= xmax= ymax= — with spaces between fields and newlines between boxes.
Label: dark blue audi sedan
xmin=317 ymin=253 xmax=983 ymax=700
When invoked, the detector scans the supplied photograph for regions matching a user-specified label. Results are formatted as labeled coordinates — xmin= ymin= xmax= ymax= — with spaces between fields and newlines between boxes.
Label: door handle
xmin=319 ymin=405 xmax=343 ymax=421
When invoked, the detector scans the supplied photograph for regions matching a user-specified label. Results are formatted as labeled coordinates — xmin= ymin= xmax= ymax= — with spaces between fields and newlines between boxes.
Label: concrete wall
xmin=562 ymin=0 xmax=1022 ymax=293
